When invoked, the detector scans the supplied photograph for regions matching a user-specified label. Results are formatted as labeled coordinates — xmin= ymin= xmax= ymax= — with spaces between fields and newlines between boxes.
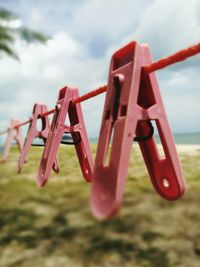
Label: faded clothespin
xmin=18 ymin=103 xmax=59 ymax=173
xmin=1 ymin=119 xmax=24 ymax=162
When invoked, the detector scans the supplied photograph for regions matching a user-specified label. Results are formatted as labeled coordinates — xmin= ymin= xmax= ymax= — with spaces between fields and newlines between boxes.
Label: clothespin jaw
xmin=1 ymin=119 xmax=24 ymax=162
xmin=135 ymin=44 xmax=185 ymax=200
xmin=37 ymin=86 xmax=94 ymax=187
xmin=91 ymin=42 xmax=185 ymax=219
xmin=18 ymin=103 xmax=59 ymax=173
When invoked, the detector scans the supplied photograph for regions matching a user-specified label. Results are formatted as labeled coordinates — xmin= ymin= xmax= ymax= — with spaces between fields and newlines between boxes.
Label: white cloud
xmin=26 ymin=7 xmax=44 ymax=29
xmin=128 ymin=0 xmax=200 ymax=60
xmin=167 ymin=72 xmax=191 ymax=88
xmin=67 ymin=0 xmax=152 ymax=42
xmin=0 ymin=31 xmax=106 ymax=137
xmin=157 ymin=69 xmax=200 ymax=133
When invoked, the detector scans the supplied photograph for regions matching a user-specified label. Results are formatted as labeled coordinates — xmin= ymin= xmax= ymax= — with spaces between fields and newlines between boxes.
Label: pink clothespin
xmin=18 ymin=104 xmax=59 ymax=173
xmin=37 ymin=86 xmax=94 ymax=186
xmin=1 ymin=119 xmax=24 ymax=162
xmin=91 ymin=42 xmax=185 ymax=219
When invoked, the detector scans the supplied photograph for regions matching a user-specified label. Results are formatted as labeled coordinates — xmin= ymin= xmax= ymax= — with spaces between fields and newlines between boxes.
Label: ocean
xmin=168 ymin=132 xmax=200 ymax=145
xmin=0 ymin=132 xmax=200 ymax=153
xmin=90 ymin=132 xmax=200 ymax=145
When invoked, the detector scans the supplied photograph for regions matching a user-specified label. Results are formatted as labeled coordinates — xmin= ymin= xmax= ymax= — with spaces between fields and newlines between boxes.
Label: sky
xmin=0 ymin=0 xmax=200 ymax=139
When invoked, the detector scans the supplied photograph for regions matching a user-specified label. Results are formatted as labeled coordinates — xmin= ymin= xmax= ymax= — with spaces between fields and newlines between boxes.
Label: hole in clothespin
xmin=104 ymin=130 xmax=114 ymax=166
xmin=151 ymin=121 xmax=166 ymax=159
xmin=31 ymin=138 xmax=45 ymax=147
xmin=162 ymin=178 xmax=170 ymax=188
xmin=61 ymin=133 xmax=81 ymax=145
xmin=36 ymin=118 xmax=43 ymax=132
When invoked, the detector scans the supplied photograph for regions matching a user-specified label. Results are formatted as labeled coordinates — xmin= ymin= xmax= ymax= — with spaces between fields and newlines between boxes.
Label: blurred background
xmin=0 ymin=1 xmax=200 ymax=267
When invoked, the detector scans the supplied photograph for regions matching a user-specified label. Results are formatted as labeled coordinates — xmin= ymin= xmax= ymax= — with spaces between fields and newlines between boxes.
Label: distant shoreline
xmin=90 ymin=132 xmax=200 ymax=145
xmin=0 ymin=133 xmax=199 ymax=152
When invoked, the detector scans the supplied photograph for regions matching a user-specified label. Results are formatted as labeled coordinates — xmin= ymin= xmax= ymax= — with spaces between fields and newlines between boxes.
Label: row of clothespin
xmin=0 ymin=41 xmax=186 ymax=219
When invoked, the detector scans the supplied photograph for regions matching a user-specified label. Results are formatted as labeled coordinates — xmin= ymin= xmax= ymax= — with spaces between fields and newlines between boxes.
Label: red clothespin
xmin=91 ymin=42 xmax=185 ymax=219
xmin=1 ymin=119 xmax=24 ymax=162
xmin=37 ymin=86 xmax=94 ymax=186
xmin=18 ymin=104 xmax=59 ymax=173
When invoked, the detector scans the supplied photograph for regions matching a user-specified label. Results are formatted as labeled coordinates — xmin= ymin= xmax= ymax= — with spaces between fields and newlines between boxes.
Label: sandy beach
xmin=176 ymin=144 xmax=200 ymax=155
xmin=133 ymin=143 xmax=200 ymax=157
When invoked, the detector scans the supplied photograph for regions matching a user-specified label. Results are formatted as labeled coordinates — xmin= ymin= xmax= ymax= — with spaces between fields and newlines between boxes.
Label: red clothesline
xmin=1 ymin=41 xmax=200 ymax=135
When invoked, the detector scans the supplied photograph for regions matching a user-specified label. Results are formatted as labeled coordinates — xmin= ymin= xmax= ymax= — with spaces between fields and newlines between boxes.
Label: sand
xmin=176 ymin=144 xmax=200 ymax=155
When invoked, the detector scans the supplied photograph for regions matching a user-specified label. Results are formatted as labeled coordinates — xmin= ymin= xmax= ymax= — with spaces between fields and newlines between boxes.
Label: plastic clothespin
xmin=1 ymin=119 xmax=24 ymax=162
xmin=18 ymin=103 xmax=59 ymax=173
xmin=91 ymin=41 xmax=185 ymax=219
xmin=37 ymin=86 xmax=94 ymax=186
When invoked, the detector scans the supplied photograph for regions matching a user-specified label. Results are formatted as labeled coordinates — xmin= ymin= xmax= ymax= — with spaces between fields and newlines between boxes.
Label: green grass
xmin=0 ymin=145 xmax=200 ymax=267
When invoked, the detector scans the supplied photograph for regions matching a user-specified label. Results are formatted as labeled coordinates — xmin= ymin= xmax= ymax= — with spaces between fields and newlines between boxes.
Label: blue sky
xmin=0 ymin=0 xmax=200 ymax=138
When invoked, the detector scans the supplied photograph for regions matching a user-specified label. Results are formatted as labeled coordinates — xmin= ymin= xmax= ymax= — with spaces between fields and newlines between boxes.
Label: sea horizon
xmin=0 ymin=132 xmax=200 ymax=153
xmin=90 ymin=132 xmax=200 ymax=145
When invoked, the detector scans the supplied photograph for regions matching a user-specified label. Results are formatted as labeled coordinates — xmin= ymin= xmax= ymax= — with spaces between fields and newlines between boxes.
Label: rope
xmin=16 ymin=119 xmax=32 ymax=128
xmin=72 ymin=85 xmax=107 ymax=104
xmin=40 ymin=108 xmax=55 ymax=118
xmin=144 ymin=42 xmax=200 ymax=73
xmin=1 ymin=41 xmax=200 ymax=134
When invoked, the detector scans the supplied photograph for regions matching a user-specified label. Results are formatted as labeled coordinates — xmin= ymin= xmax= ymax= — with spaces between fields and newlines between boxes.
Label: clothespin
xmin=1 ymin=119 xmax=24 ymax=162
xmin=91 ymin=42 xmax=185 ymax=219
xmin=18 ymin=103 xmax=59 ymax=173
xmin=37 ymin=86 xmax=94 ymax=186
